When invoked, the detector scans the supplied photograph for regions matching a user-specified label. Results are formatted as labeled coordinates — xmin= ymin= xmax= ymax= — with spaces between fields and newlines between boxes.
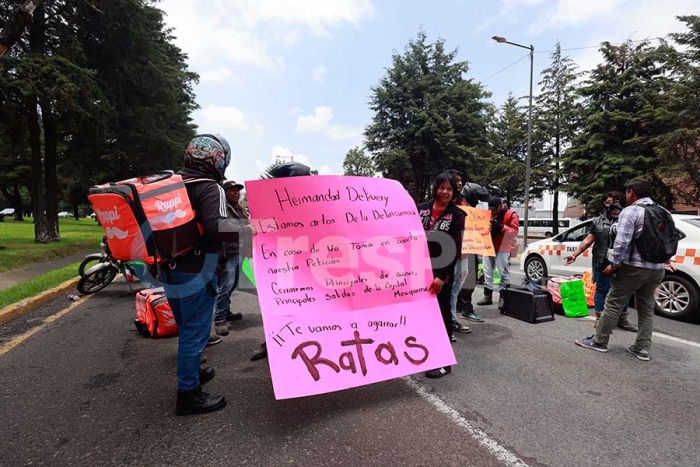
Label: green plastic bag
xmin=241 ymin=256 xmax=256 ymax=287
xmin=559 ymin=279 xmax=589 ymax=318
xmin=477 ymin=264 xmax=500 ymax=285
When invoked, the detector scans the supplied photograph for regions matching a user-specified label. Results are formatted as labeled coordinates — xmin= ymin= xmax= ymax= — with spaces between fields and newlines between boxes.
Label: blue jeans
xmin=450 ymin=259 xmax=468 ymax=323
xmin=483 ymin=251 xmax=510 ymax=292
xmin=214 ymin=255 xmax=240 ymax=324
xmin=161 ymin=268 xmax=218 ymax=392
xmin=592 ymin=261 xmax=628 ymax=314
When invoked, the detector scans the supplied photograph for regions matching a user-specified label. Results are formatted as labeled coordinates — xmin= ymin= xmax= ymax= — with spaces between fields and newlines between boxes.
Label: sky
xmin=157 ymin=0 xmax=700 ymax=188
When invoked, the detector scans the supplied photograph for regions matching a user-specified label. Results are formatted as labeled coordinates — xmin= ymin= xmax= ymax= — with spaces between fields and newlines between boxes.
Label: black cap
xmin=488 ymin=196 xmax=502 ymax=210
xmin=222 ymin=180 xmax=244 ymax=190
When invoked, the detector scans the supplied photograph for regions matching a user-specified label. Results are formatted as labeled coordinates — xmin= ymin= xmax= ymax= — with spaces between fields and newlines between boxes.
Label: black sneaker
xmin=476 ymin=297 xmax=493 ymax=306
xmin=250 ymin=342 xmax=268 ymax=361
xmin=452 ymin=322 xmax=472 ymax=334
xmin=574 ymin=336 xmax=608 ymax=353
xmin=425 ymin=366 xmax=451 ymax=378
xmin=626 ymin=345 xmax=650 ymax=361
xmin=226 ymin=311 xmax=243 ymax=322
xmin=199 ymin=365 xmax=215 ymax=385
xmin=175 ymin=387 xmax=226 ymax=416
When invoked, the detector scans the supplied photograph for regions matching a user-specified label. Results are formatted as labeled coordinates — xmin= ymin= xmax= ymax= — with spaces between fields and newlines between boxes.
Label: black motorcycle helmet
xmin=267 ymin=162 xmax=312 ymax=178
xmin=461 ymin=182 xmax=490 ymax=207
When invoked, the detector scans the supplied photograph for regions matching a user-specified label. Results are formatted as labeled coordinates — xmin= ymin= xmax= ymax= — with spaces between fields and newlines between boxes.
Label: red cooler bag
xmin=134 ymin=287 xmax=177 ymax=338
xmin=88 ymin=171 xmax=202 ymax=263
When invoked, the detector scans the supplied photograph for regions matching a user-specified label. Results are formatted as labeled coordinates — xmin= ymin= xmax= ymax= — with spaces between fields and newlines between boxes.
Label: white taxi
xmin=519 ymin=214 xmax=700 ymax=320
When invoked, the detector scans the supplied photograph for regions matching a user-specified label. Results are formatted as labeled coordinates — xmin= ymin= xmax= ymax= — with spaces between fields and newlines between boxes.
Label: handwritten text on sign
xmin=459 ymin=206 xmax=495 ymax=256
xmin=245 ymin=176 xmax=456 ymax=399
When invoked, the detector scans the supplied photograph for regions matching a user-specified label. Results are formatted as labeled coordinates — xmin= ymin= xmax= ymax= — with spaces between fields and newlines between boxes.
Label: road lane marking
xmin=578 ymin=316 xmax=700 ymax=349
xmin=0 ymin=296 xmax=90 ymax=357
xmin=403 ymin=376 xmax=531 ymax=467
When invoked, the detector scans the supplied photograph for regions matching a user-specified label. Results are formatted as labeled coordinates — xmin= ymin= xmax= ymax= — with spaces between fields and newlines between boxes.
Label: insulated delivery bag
xmin=134 ymin=287 xmax=177 ymax=338
xmin=87 ymin=171 xmax=201 ymax=264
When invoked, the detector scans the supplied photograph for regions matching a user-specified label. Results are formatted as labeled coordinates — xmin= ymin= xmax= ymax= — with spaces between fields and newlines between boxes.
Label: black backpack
xmin=634 ymin=204 xmax=679 ymax=263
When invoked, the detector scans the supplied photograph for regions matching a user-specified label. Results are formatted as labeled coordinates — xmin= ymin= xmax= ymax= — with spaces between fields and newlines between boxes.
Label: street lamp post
xmin=492 ymin=35 xmax=534 ymax=251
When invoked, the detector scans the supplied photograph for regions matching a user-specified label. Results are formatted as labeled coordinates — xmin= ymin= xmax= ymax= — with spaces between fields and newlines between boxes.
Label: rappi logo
xmin=96 ymin=206 xmax=120 ymax=225
xmin=155 ymin=194 xmax=188 ymax=224
xmin=96 ymin=206 xmax=128 ymax=240
xmin=155 ymin=194 xmax=182 ymax=212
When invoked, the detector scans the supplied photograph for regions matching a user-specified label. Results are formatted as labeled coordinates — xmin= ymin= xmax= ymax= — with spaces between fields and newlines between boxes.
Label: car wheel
xmin=524 ymin=256 xmax=548 ymax=283
xmin=655 ymin=275 xmax=699 ymax=320
xmin=545 ymin=231 xmax=553 ymax=238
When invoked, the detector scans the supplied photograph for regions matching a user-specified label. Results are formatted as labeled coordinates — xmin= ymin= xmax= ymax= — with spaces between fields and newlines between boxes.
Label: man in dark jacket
xmin=161 ymin=134 xmax=255 ymax=416
xmin=213 ymin=180 xmax=247 ymax=336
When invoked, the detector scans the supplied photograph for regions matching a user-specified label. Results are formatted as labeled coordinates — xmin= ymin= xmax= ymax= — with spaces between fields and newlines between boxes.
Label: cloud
xmin=312 ymin=65 xmax=328 ymax=82
xmin=195 ymin=104 xmax=251 ymax=133
xmin=159 ymin=0 xmax=374 ymax=73
xmin=541 ymin=0 xmax=619 ymax=30
xmin=199 ymin=67 xmax=241 ymax=84
xmin=296 ymin=106 xmax=362 ymax=140
xmin=568 ymin=0 xmax=700 ymax=71
xmin=232 ymin=0 xmax=375 ymax=35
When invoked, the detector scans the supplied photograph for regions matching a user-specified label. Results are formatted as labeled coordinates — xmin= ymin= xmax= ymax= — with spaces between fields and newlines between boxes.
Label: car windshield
xmin=556 ymin=222 xmax=591 ymax=243
xmin=680 ymin=218 xmax=700 ymax=229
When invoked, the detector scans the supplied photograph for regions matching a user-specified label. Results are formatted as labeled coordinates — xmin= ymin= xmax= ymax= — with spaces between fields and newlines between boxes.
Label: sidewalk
xmin=0 ymin=250 xmax=97 ymax=292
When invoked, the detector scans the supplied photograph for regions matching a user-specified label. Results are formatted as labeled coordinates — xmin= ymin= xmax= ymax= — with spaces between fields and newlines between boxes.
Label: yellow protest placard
xmin=459 ymin=206 xmax=496 ymax=256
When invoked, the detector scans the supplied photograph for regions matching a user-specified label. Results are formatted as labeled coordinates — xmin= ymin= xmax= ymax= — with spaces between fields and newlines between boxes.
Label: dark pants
xmin=438 ymin=276 xmax=454 ymax=340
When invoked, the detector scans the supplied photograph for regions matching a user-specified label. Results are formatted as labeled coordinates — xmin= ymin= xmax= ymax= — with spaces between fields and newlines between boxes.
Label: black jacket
xmin=174 ymin=167 xmax=251 ymax=271
xmin=417 ymin=200 xmax=465 ymax=282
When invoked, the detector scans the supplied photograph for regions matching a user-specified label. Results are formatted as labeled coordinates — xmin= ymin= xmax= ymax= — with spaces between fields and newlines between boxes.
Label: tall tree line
xmin=358 ymin=17 xmax=700 ymax=213
xmin=0 ymin=0 xmax=197 ymax=242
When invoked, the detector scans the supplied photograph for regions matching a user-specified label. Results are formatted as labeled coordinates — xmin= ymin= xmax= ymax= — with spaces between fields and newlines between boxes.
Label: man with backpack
xmin=161 ymin=134 xmax=255 ymax=415
xmin=564 ymin=191 xmax=637 ymax=332
xmin=575 ymin=179 xmax=678 ymax=361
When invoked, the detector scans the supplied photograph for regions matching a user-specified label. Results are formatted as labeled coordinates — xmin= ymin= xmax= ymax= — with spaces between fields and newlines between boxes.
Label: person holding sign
xmin=417 ymin=172 xmax=466 ymax=378
xmin=249 ymin=161 xmax=313 ymax=362
xmin=477 ymin=197 xmax=519 ymax=307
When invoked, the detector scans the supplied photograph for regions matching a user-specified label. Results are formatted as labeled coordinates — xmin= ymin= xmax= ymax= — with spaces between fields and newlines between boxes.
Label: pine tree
xmin=563 ymin=41 xmax=664 ymax=210
xmin=534 ymin=42 xmax=582 ymax=234
xmin=365 ymin=31 xmax=492 ymax=201
xmin=342 ymin=147 xmax=376 ymax=176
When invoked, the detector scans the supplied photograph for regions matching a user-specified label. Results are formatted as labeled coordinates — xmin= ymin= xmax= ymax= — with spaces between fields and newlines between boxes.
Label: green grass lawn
xmin=0 ymin=262 xmax=81 ymax=309
xmin=0 ymin=218 xmax=104 ymax=273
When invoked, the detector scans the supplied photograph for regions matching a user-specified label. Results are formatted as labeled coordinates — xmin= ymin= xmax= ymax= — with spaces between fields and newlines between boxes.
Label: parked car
xmin=519 ymin=214 xmax=700 ymax=320
xmin=58 ymin=211 xmax=72 ymax=218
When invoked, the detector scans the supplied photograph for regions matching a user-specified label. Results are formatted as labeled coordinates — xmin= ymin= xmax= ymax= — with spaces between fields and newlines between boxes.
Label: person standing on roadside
xmin=575 ymin=179 xmax=676 ymax=361
xmin=477 ymin=197 xmax=519 ymax=307
xmin=417 ymin=172 xmax=466 ymax=379
xmin=161 ymin=134 xmax=255 ymax=416
xmin=213 ymin=180 xmax=248 ymax=337
xmin=564 ymin=191 xmax=637 ymax=331
xmin=445 ymin=169 xmax=474 ymax=334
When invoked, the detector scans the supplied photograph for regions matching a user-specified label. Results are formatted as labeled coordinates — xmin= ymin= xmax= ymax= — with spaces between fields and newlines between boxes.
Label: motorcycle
xmin=77 ymin=237 xmax=153 ymax=294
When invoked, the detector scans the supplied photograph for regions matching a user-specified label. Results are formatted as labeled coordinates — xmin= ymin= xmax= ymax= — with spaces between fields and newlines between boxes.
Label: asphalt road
xmin=2 ymin=274 xmax=700 ymax=467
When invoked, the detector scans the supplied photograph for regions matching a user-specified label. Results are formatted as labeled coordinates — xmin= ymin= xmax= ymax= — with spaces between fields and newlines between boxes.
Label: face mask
xmin=606 ymin=204 xmax=622 ymax=217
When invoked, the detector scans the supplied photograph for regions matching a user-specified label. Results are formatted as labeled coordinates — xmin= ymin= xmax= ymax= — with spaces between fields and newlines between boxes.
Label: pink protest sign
xmin=245 ymin=176 xmax=456 ymax=399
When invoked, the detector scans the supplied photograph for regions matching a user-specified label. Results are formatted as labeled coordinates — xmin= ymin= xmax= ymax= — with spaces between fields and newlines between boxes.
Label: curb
xmin=0 ymin=277 xmax=79 ymax=325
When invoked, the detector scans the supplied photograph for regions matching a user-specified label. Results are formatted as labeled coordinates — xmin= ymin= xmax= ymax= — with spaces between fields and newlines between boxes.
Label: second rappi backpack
xmin=88 ymin=171 xmax=209 ymax=264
